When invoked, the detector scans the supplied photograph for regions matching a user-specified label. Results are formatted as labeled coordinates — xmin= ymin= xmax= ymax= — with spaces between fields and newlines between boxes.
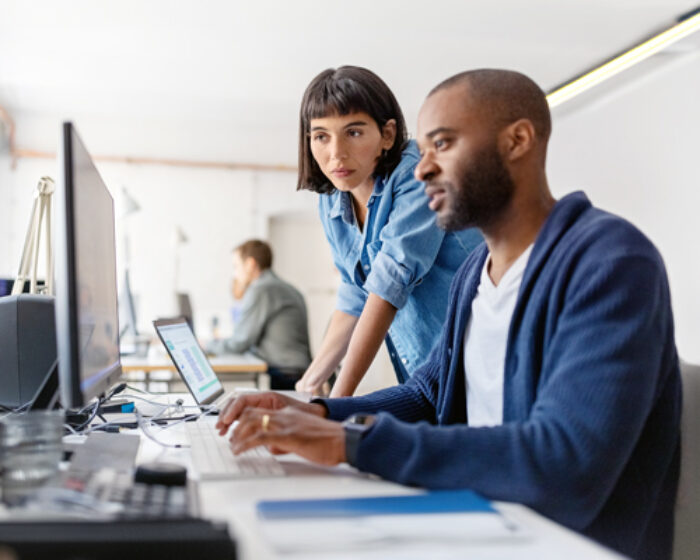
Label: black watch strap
xmin=343 ymin=414 xmax=376 ymax=466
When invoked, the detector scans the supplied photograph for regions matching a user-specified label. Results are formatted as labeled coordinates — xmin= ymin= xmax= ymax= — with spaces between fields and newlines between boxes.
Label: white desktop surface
xmin=120 ymin=351 xmax=267 ymax=372
xmin=135 ymin=410 xmax=624 ymax=560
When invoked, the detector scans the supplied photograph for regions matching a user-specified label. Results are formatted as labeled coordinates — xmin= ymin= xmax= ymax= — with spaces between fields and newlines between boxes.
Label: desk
xmin=142 ymin=415 xmax=624 ymax=560
xmin=120 ymin=352 xmax=268 ymax=390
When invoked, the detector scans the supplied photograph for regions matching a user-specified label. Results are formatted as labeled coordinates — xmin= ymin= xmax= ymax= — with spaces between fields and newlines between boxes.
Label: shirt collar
xmin=329 ymin=191 xmax=355 ymax=225
xmin=328 ymin=174 xmax=384 ymax=224
xmin=369 ymin=174 xmax=386 ymax=201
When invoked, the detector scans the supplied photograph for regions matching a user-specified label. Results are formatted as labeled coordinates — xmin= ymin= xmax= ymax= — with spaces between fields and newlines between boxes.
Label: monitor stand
xmin=27 ymin=361 xmax=109 ymax=430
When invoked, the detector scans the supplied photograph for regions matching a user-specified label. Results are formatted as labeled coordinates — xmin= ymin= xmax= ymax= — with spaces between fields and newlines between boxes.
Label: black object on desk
xmin=1 ymin=431 xmax=237 ymax=559
xmin=0 ymin=519 xmax=237 ymax=560
xmin=135 ymin=462 xmax=187 ymax=487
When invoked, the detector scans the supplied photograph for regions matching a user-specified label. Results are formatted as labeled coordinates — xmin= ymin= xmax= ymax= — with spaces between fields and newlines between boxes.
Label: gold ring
xmin=261 ymin=414 xmax=270 ymax=433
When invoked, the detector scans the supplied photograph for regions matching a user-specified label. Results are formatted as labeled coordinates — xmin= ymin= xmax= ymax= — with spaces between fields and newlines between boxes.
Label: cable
xmin=135 ymin=409 xmax=191 ymax=449
xmin=73 ymin=400 xmax=101 ymax=432
xmin=133 ymin=406 xmax=218 ymax=448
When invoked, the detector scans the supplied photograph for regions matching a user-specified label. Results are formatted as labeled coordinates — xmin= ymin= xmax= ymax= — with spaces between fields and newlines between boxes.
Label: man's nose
xmin=415 ymin=152 xmax=438 ymax=182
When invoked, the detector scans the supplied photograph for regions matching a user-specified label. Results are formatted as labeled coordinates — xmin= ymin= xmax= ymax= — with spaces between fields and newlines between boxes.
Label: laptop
xmin=153 ymin=317 xmax=286 ymax=478
xmin=152 ymin=317 xmax=232 ymax=411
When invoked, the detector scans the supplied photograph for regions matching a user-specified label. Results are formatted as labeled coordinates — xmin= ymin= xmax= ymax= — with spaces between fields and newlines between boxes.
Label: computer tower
xmin=0 ymin=294 xmax=57 ymax=408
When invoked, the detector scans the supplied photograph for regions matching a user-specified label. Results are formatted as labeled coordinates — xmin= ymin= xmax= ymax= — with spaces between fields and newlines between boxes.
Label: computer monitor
xmin=176 ymin=292 xmax=194 ymax=335
xmin=54 ymin=122 xmax=122 ymax=409
xmin=119 ymin=269 xmax=139 ymax=339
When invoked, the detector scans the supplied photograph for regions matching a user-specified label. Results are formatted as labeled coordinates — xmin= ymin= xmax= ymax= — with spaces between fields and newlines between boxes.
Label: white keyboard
xmin=184 ymin=421 xmax=285 ymax=479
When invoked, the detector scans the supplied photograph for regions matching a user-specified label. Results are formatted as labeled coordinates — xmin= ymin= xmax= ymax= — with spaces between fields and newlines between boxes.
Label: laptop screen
xmin=153 ymin=319 xmax=224 ymax=405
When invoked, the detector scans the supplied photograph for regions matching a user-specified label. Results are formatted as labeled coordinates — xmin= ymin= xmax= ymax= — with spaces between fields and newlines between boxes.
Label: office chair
xmin=674 ymin=360 xmax=700 ymax=560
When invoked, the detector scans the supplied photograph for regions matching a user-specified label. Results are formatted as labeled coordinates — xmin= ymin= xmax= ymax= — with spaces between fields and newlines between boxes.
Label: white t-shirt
xmin=463 ymin=245 xmax=533 ymax=427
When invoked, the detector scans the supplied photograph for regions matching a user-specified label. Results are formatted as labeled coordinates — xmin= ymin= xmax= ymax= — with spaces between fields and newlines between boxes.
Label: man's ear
xmin=500 ymin=119 xmax=536 ymax=162
xmin=381 ymin=119 xmax=397 ymax=150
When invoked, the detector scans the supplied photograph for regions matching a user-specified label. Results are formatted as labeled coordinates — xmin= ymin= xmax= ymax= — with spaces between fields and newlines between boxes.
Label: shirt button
xmin=364 ymin=264 xmax=370 ymax=270
xmin=401 ymin=358 xmax=408 ymax=365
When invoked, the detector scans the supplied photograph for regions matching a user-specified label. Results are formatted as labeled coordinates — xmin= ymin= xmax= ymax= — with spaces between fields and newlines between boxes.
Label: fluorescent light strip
xmin=547 ymin=10 xmax=700 ymax=108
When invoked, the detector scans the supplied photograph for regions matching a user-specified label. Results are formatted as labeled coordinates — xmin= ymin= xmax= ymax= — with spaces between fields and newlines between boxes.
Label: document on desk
xmin=256 ymin=489 xmax=529 ymax=555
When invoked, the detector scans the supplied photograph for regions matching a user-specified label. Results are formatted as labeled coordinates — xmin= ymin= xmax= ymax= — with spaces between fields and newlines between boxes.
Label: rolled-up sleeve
xmin=363 ymin=170 xmax=445 ymax=309
xmin=318 ymin=196 xmax=368 ymax=317
xmin=335 ymin=281 xmax=366 ymax=317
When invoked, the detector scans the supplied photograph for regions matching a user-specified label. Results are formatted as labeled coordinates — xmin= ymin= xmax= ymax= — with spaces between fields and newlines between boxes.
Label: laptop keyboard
xmin=185 ymin=421 xmax=285 ymax=479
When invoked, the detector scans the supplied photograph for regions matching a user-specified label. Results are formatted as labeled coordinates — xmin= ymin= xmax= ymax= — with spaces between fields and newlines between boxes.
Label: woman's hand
xmin=215 ymin=391 xmax=326 ymax=435
xmin=230 ymin=406 xmax=346 ymax=466
xmin=294 ymin=310 xmax=359 ymax=396
xmin=295 ymin=374 xmax=331 ymax=396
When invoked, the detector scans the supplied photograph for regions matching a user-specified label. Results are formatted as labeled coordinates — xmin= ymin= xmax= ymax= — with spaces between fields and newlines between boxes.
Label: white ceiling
xmin=1 ymin=0 xmax=698 ymax=164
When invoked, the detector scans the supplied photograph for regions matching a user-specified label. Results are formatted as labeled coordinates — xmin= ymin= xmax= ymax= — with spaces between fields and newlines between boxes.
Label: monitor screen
xmin=55 ymin=122 xmax=122 ymax=408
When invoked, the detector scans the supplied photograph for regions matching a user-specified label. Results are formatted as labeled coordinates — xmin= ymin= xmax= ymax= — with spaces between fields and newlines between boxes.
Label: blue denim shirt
xmin=318 ymin=140 xmax=482 ymax=380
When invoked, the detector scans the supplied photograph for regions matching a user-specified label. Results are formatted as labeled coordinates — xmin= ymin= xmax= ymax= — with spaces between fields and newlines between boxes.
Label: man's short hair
xmin=234 ymin=239 xmax=273 ymax=270
xmin=430 ymin=69 xmax=552 ymax=143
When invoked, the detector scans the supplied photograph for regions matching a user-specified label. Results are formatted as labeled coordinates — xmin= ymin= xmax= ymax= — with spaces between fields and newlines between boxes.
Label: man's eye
xmin=435 ymin=139 xmax=446 ymax=150
xmin=347 ymin=129 xmax=362 ymax=137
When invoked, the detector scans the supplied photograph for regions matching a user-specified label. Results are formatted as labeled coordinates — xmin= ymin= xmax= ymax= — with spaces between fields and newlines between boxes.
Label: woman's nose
xmin=329 ymin=136 xmax=347 ymax=161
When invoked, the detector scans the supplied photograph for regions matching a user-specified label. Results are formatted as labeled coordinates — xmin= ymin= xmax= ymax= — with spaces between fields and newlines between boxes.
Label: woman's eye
xmin=313 ymin=133 xmax=327 ymax=142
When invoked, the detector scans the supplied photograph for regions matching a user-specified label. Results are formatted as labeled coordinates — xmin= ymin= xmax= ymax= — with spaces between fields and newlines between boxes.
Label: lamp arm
xmin=12 ymin=196 xmax=39 ymax=295
xmin=30 ymin=197 xmax=46 ymax=294
xmin=12 ymin=177 xmax=55 ymax=296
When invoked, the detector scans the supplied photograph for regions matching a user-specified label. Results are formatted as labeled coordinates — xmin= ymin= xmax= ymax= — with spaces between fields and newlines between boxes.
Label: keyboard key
xmin=185 ymin=421 xmax=285 ymax=479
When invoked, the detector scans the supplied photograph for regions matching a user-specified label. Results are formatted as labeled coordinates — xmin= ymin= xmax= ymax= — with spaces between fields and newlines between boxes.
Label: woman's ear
xmin=381 ymin=119 xmax=397 ymax=150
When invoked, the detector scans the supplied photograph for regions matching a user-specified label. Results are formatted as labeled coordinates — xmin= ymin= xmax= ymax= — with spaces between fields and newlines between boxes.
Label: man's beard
xmin=434 ymin=143 xmax=515 ymax=232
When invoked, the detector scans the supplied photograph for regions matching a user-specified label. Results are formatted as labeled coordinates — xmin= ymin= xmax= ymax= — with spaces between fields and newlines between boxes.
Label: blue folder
xmin=257 ymin=489 xmax=495 ymax=519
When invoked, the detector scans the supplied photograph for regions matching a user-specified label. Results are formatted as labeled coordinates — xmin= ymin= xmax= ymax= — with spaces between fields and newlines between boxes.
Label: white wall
xmin=0 ymin=143 xmax=314 ymax=339
xmin=2 ymin=49 xmax=698 ymax=372
xmin=548 ymin=52 xmax=700 ymax=362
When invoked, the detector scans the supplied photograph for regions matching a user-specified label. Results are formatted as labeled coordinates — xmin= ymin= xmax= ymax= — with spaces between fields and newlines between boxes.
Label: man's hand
xmin=231 ymin=277 xmax=247 ymax=300
xmin=230 ymin=406 xmax=346 ymax=466
xmin=215 ymin=391 xmax=327 ymax=435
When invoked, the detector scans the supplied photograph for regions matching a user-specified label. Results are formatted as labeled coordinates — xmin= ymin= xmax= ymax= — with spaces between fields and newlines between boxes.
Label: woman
xmin=295 ymin=66 xmax=481 ymax=397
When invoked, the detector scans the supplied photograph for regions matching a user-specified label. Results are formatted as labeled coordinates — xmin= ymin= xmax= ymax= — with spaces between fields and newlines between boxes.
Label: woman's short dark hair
xmin=297 ymin=66 xmax=408 ymax=194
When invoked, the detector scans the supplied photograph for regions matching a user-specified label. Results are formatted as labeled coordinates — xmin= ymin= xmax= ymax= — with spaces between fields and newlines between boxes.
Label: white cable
xmin=63 ymin=423 xmax=80 ymax=436
xmin=151 ymin=407 xmax=216 ymax=433
xmin=135 ymin=409 xmax=191 ymax=449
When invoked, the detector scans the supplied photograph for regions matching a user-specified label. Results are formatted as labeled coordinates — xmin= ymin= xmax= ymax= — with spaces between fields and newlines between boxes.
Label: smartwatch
xmin=342 ymin=413 xmax=376 ymax=466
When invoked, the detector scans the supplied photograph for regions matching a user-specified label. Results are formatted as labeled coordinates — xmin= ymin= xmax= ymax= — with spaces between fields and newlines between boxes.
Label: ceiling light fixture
xmin=547 ymin=6 xmax=700 ymax=108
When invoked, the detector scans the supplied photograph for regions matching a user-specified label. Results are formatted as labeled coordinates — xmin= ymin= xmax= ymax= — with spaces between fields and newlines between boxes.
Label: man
xmin=215 ymin=71 xmax=681 ymax=560
xmin=208 ymin=239 xmax=312 ymax=389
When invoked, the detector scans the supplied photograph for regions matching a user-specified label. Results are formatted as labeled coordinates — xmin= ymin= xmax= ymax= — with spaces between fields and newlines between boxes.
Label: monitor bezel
xmin=56 ymin=122 xmax=123 ymax=409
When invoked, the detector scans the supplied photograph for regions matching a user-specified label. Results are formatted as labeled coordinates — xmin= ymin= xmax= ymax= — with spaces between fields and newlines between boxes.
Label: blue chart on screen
xmin=158 ymin=322 xmax=221 ymax=402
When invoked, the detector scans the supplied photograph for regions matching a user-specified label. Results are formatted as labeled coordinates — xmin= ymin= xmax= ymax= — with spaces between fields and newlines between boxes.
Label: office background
xmin=1 ymin=0 xmax=699 ymax=394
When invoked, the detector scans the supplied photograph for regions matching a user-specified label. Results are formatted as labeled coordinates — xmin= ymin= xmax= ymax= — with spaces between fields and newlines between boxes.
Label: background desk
xmin=120 ymin=353 xmax=268 ymax=391
xmin=143 ymin=415 xmax=624 ymax=560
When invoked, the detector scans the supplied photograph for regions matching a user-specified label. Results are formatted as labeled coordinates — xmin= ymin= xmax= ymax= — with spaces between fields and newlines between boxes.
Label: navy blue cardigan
xmin=324 ymin=192 xmax=681 ymax=560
